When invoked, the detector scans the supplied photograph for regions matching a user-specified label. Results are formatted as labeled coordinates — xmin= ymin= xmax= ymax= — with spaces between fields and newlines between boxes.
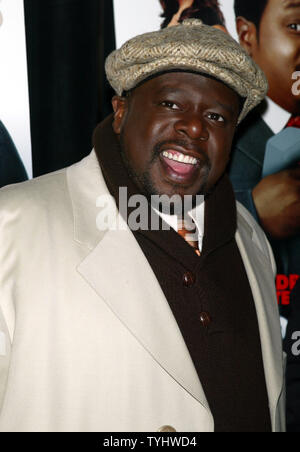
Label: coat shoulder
xmin=236 ymin=201 xmax=277 ymax=275
xmin=0 ymin=167 xmax=73 ymax=244
xmin=0 ymin=151 xmax=98 ymax=216
xmin=0 ymin=168 xmax=68 ymax=214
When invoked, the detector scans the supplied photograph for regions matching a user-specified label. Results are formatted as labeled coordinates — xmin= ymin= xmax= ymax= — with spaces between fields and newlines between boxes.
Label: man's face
xmin=112 ymin=72 xmax=239 ymax=199
xmin=249 ymin=0 xmax=300 ymax=114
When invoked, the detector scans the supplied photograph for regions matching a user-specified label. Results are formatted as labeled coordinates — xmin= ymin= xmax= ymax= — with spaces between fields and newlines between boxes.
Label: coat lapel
xmin=234 ymin=110 xmax=273 ymax=167
xmin=68 ymin=151 xmax=210 ymax=411
xmin=236 ymin=210 xmax=283 ymax=431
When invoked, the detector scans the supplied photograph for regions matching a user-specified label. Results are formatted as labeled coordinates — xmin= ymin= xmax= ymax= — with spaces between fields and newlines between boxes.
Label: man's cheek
xmin=125 ymin=140 xmax=149 ymax=170
xmin=277 ymin=34 xmax=297 ymax=59
xmin=210 ymin=149 xmax=228 ymax=171
xmin=266 ymin=37 xmax=295 ymax=74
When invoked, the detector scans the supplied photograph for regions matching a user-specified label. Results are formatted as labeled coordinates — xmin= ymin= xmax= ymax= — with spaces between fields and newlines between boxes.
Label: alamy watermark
xmin=96 ymin=187 xmax=204 ymax=241
xmin=292 ymin=71 xmax=300 ymax=95
xmin=291 ymin=331 xmax=300 ymax=357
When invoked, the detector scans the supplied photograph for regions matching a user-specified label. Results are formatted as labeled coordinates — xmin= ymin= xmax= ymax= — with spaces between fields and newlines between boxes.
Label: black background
xmin=24 ymin=0 xmax=115 ymax=177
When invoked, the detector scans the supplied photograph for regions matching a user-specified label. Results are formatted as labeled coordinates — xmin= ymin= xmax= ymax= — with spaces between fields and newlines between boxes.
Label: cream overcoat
xmin=0 ymin=151 xmax=285 ymax=432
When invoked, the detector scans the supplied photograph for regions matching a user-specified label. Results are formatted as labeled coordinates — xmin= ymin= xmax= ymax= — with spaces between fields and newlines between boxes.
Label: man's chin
xmin=149 ymin=189 xmax=206 ymax=216
xmin=146 ymin=175 xmax=211 ymax=197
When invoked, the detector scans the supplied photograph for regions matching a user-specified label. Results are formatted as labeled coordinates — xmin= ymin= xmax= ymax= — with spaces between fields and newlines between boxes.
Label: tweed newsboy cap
xmin=105 ymin=19 xmax=268 ymax=122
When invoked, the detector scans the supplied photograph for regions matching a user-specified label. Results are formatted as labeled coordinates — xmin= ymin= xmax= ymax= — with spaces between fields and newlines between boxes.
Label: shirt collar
xmin=153 ymin=202 xmax=205 ymax=251
xmin=261 ymin=97 xmax=290 ymax=134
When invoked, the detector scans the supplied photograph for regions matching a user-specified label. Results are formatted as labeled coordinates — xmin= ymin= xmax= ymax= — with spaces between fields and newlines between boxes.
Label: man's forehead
xmin=134 ymin=70 xmax=231 ymax=93
xmin=130 ymin=71 xmax=240 ymax=114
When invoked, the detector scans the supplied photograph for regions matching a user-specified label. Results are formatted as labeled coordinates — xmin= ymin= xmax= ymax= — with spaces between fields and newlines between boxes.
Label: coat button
xmin=199 ymin=312 xmax=212 ymax=326
xmin=183 ymin=271 xmax=195 ymax=287
xmin=157 ymin=425 xmax=177 ymax=432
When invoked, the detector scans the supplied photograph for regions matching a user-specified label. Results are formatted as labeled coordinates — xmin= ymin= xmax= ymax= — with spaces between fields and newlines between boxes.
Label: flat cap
xmin=105 ymin=19 xmax=268 ymax=122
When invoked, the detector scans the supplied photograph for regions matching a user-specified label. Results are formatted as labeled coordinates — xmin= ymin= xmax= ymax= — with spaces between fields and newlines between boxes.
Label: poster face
xmin=113 ymin=0 xmax=300 ymax=319
xmin=0 ymin=0 xmax=32 ymax=177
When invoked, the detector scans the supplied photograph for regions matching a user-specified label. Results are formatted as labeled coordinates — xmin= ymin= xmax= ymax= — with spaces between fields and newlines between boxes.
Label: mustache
xmin=151 ymin=139 xmax=210 ymax=165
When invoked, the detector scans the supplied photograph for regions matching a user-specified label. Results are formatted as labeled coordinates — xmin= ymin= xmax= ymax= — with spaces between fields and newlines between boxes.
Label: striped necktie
xmin=177 ymin=220 xmax=201 ymax=256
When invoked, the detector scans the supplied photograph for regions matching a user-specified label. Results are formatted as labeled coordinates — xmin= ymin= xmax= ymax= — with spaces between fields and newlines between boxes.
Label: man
xmin=0 ymin=20 xmax=284 ymax=432
xmin=0 ymin=121 xmax=28 ymax=187
xmin=160 ymin=0 xmax=227 ymax=31
xmin=231 ymin=0 xmax=300 ymax=431
xmin=230 ymin=0 xmax=300 ymax=318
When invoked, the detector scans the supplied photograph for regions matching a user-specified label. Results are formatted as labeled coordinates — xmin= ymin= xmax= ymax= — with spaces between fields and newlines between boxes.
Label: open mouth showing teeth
xmin=160 ymin=149 xmax=201 ymax=180
xmin=161 ymin=151 xmax=198 ymax=166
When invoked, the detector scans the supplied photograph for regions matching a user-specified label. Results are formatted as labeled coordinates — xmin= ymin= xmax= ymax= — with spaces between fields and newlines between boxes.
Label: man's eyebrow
xmin=154 ymin=86 xmax=185 ymax=95
xmin=154 ymin=87 xmax=235 ymax=114
xmin=284 ymin=0 xmax=300 ymax=9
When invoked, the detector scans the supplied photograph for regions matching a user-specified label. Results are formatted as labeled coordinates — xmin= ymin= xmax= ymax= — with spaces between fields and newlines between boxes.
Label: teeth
xmin=162 ymin=151 xmax=198 ymax=165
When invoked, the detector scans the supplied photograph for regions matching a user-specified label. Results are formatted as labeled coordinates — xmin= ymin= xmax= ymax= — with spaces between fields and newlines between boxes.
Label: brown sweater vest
xmin=94 ymin=116 xmax=272 ymax=432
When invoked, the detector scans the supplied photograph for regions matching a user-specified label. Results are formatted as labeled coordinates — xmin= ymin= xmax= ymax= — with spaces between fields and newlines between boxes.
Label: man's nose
xmin=174 ymin=114 xmax=209 ymax=141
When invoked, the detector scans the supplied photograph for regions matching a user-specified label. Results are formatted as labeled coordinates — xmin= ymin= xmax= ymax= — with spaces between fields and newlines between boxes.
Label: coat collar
xmin=67 ymin=149 xmax=109 ymax=250
xmin=236 ymin=209 xmax=284 ymax=431
xmin=67 ymin=147 xmax=283 ymax=430
xmin=234 ymin=108 xmax=273 ymax=167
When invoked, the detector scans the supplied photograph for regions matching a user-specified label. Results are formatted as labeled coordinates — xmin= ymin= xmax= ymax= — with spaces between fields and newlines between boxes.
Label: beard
xmin=119 ymin=132 xmax=212 ymax=213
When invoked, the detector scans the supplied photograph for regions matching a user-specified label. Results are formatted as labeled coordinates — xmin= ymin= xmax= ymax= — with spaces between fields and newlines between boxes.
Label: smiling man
xmin=0 ymin=20 xmax=285 ymax=432
xmin=111 ymin=72 xmax=237 ymax=198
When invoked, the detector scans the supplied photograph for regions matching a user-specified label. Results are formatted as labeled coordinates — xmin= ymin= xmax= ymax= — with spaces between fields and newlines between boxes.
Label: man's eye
xmin=288 ymin=23 xmax=300 ymax=32
xmin=161 ymin=101 xmax=180 ymax=110
xmin=207 ymin=112 xmax=225 ymax=123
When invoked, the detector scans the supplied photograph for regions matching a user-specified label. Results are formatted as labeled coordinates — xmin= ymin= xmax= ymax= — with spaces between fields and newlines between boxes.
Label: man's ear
xmin=111 ymin=95 xmax=128 ymax=135
xmin=236 ymin=16 xmax=258 ymax=56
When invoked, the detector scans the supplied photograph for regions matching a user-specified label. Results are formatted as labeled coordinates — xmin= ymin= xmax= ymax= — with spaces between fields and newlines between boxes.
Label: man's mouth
xmin=162 ymin=150 xmax=198 ymax=166
xmin=160 ymin=149 xmax=200 ymax=180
